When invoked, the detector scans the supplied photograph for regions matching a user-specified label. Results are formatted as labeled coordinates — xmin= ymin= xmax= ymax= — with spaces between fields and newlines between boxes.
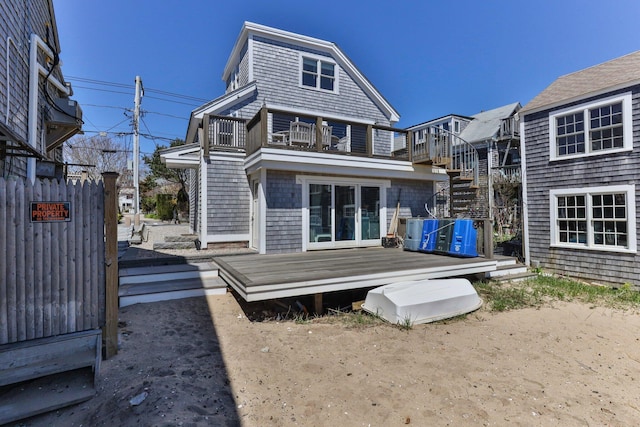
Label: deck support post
xmin=483 ymin=218 xmax=494 ymax=259
xmin=314 ymin=293 xmax=323 ymax=315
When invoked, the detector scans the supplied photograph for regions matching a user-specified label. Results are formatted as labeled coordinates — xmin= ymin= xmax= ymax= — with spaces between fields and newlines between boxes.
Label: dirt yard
xmin=17 ymin=291 xmax=640 ymax=427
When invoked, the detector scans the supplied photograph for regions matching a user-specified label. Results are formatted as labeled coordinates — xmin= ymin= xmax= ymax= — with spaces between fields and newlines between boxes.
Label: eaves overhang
xmin=159 ymin=143 xmax=200 ymax=169
xmin=243 ymin=148 xmax=448 ymax=182
xmin=0 ymin=122 xmax=43 ymax=160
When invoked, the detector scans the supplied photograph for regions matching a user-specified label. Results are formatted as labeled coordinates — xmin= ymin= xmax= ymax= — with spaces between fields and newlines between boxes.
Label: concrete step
xmin=486 ymin=263 xmax=529 ymax=279
xmin=164 ymin=234 xmax=198 ymax=243
xmin=153 ymin=241 xmax=197 ymax=250
xmin=490 ymin=271 xmax=539 ymax=283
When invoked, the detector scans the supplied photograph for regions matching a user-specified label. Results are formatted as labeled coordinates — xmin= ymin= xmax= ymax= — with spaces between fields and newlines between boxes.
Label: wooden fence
xmin=0 ymin=177 xmax=105 ymax=345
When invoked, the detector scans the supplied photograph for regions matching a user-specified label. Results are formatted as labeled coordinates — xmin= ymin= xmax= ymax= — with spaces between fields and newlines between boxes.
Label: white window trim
xmin=549 ymin=92 xmax=632 ymax=161
xmin=297 ymin=175 xmax=390 ymax=251
xmin=299 ymin=53 xmax=339 ymax=94
xmin=549 ymin=184 xmax=636 ymax=253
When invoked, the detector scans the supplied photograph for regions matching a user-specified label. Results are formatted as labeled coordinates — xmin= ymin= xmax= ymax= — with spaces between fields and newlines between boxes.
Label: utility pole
xmin=133 ymin=75 xmax=143 ymax=226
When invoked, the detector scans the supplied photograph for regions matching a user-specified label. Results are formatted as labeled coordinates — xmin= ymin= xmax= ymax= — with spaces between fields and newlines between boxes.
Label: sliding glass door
xmin=307 ymin=182 xmax=381 ymax=249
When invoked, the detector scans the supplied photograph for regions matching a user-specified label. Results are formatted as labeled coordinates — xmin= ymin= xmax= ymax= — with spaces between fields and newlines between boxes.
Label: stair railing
xmin=423 ymin=126 xmax=479 ymax=186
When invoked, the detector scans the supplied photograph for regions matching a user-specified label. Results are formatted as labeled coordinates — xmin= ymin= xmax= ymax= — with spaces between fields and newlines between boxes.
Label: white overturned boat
xmin=361 ymin=278 xmax=482 ymax=325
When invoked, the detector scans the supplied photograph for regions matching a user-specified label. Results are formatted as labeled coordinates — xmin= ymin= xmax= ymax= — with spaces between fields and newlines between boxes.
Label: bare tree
xmin=64 ymin=134 xmax=131 ymax=183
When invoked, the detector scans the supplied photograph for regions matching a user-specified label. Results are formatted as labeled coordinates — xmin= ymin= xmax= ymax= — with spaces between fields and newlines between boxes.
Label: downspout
xmin=198 ymin=125 xmax=208 ymax=249
xmin=28 ymin=33 xmax=71 ymax=182
xmin=518 ymin=116 xmax=530 ymax=267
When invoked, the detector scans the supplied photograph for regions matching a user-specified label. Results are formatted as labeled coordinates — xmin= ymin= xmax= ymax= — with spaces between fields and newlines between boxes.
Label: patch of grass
xmin=396 ymin=315 xmax=413 ymax=331
xmin=319 ymin=308 xmax=386 ymax=329
xmin=475 ymin=275 xmax=640 ymax=312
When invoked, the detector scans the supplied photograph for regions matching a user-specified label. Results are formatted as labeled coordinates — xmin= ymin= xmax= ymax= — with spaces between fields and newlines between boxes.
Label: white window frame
xmin=299 ymin=53 xmax=338 ymax=94
xmin=550 ymin=185 xmax=636 ymax=253
xmin=549 ymin=92 xmax=632 ymax=161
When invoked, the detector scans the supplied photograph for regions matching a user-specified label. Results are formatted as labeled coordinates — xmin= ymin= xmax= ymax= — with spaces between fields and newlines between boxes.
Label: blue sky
xmin=54 ymin=0 xmax=640 ymax=157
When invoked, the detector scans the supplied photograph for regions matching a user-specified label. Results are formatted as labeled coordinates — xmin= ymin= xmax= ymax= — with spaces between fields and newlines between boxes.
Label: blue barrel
xmin=419 ymin=219 xmax=438 ymax=253
xmin=449 ymin=219 xmax=478 ymax=257
xmin=435 ymin=219 xmax=455 ymax=253
xmin=403 ymin=218 xmax=424 ymax=252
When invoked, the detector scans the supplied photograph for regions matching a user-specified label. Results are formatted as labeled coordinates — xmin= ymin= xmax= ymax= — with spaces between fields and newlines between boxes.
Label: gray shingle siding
xmin=0 ymin=0 xmax=52 ymax=178
xmin=0 ymin=0 xmax=68 ymax=179
xmin=265 ymin=170 xmax=302 ymax=253
xmin=386 ymin=180 xmax=434 ymax=224
xmin=250 ymin=36 xmax=390 ymax=129
xmin=523 ymin=86 xmax=640 ymax=288
xmin=207 ymin=158 xmax=250 ymax=236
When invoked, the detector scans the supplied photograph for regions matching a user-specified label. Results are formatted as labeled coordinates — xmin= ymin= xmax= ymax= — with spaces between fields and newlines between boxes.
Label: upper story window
xmin=453 ymin=120 xmax=460 ymax=133
xmin=549 ymin=93 xmax=632 ymax=161
xmin=301 ymin=55 xmax=337 ymax=93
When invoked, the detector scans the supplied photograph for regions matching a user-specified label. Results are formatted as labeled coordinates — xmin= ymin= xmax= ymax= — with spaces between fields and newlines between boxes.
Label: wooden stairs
xmin=118 ymin=262 xmax=228 ymax=307
xmin=412 ymin=126 xmax=486 ymax=219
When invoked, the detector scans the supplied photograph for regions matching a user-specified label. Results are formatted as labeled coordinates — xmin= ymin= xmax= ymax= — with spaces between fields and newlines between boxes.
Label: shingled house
xmin=520 ymin=51 xmax=640 ymax=288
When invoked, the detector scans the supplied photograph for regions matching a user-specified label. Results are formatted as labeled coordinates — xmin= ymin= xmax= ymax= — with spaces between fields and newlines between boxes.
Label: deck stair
xmin=486 ymin=256 xmax=536 ymax=282
xmin=118 ymin=262 xmax=227 ymax=307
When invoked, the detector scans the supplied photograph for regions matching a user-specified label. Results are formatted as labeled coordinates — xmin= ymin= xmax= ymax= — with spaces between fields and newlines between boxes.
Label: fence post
xmin=102 ymin=172 xmax=119 ymax=358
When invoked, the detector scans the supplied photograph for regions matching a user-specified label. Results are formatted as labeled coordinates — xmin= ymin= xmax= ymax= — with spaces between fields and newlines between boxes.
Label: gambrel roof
xmin=521 ymin=50 xmax=640 ymax=115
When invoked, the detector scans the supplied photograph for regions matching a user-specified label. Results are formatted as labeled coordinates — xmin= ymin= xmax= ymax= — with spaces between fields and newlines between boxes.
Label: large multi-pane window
xmin=551 ymin=186 xmax=636 ymax=252
xmin=301 ymin=56 xmax=336 ymax=92
xmin=549 ymin=93 xmax=631 ymax=160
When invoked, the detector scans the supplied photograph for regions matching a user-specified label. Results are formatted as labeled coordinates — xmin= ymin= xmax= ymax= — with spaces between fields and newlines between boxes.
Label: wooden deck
xmin=214 ymin=247 xmax=497 ymax=302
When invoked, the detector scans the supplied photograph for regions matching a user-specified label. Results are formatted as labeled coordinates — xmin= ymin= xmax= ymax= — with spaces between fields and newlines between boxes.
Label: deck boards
xmin=214 ymin=247 xmax=497 ymax=301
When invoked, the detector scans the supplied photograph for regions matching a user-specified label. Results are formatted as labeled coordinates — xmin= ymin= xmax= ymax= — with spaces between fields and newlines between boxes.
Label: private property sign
xmin=30 ymin=202 xmax=71 ymax=222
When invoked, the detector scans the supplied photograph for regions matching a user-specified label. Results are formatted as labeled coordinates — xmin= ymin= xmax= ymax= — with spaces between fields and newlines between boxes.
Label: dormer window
xmin=301 ymin=55 xmax=337 ymax=93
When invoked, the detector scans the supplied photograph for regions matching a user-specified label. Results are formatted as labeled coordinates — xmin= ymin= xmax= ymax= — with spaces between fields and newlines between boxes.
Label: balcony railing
xmin=244 ymin=106 xmax=411 ymax=160
xmin=202 ymin=114 xmax=247 ymax=156
xmin=202 ymin=108 xmax=479 ymax=186
xmin=493 ymin=164 xmax=521 ymax=183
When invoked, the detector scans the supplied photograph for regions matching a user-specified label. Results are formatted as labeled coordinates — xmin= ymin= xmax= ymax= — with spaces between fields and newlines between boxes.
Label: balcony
xmin=202 ymin=107 xmax=412 ymax=162
xmin=200 ymin=107 xmax=479 ymax=187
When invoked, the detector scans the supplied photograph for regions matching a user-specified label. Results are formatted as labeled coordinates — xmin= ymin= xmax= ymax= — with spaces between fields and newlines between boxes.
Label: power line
xmin=143 ymin=110 xmax=189 ymax=121
xmin=67 ymin=75 xmax=209 ymax=103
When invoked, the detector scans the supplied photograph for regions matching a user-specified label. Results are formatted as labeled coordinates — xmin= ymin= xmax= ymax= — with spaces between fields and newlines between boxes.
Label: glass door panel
xmin=309 ymin=184 xmax=332 ymax=243
xmin=361 ymin=186 xmax=380 ymax=240
xmin=336 ymin=185 xmax=356 ymax=241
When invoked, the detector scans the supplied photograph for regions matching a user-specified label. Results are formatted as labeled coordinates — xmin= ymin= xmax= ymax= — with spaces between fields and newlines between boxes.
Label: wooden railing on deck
xmin=203 ymin=114 xmax=246 ymax=156
xmin=244 ymin=106 xmax=410 ymax=160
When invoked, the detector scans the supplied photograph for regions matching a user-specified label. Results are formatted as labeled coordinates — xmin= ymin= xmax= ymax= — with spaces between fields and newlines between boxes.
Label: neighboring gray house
xmin=0 ymin=0 xmax=82 ymax=181
xmin=407 ymin=103 xmax=522 ymax=236
xmin=520 ymin=51 xmax=640 ymax=288
xmin=162 ymin=22 xmax=477 ymax=254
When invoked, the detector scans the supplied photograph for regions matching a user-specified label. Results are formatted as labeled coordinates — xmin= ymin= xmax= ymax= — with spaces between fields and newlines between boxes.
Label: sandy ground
xmin=13 ymin=219 xmax=640 ymax=426
xmin=16 ymin=291 xmax=640 ymax=427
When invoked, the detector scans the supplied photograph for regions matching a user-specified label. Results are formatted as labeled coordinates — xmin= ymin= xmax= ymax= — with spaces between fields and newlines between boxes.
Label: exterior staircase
xmin=413 ymin=126 xmax=486 ymax=219
xmin=118 ymin=262 xmax=227 ymax=307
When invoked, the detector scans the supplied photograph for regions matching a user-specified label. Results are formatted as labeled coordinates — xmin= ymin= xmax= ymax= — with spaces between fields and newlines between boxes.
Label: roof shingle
xmin=520 ymin=50 xmax=640 ymax=114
